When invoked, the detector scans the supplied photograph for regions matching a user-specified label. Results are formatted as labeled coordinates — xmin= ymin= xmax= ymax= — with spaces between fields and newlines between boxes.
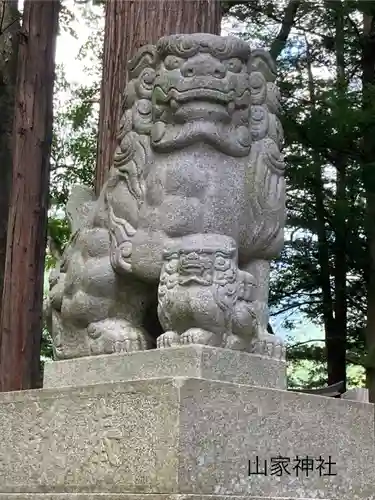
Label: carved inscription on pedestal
xmin=0 ymin=382 xmax=178 ymax=493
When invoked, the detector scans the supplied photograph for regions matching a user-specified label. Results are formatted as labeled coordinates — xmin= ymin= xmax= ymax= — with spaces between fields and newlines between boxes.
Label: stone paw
xmin=87 ymin=318 xmax=151 ymax=355
xmin=156 ymin=331 xmax=180 ymax=348
xmin=180 ymin=328 xmax=221 ymax=346
xmin=224 ymin=333 xmax=251 ymax=351
xmin=249 ymin=333 xmax=285 ymax=360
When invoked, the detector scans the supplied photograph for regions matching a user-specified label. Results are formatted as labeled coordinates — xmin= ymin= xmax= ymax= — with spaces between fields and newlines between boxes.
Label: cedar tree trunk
xmin=325 ymin=0 xmax=348 ymax=389
xmin=0 ymin=0 xmax=59 ymax=392
xmin=0 ymin=1 xmax=19 ymax=319
xmin=362 ymin=12 xmax=375 ymax=403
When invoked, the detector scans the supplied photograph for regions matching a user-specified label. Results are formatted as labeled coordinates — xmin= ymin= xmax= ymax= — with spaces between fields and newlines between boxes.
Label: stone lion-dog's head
xmin=151 ymin=33 xmax=253 ymax=156
xmin=111 ymin=33 xmax=283 ymax=202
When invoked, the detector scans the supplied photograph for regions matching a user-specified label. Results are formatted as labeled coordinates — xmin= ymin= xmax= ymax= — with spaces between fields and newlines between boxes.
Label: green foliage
xmin=50 ymin=65 xmax=98 ymax=212
xmin=58 ymin=3 xmax=78 ymax=39
xmin=48 ymin=3 xmax=103 ymax=254
xmin=45 ymin=216 xmax=70 ymax=269
xmin=226 ymin=0 xmax=373 ymax=388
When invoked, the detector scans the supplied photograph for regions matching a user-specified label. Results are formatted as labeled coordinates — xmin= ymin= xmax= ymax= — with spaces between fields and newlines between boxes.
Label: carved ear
xmin=248 ymin=48 xmax=276 ymax=82
xmin=127 ymin=44 xmax=158 ymax=81
xmin=66 ymin=185 xmax=97 ymax=234
xmin=249 ymin=47 xmax=283 ymax=147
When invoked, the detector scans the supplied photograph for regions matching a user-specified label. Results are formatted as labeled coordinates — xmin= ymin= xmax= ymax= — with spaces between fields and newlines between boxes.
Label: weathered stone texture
xmin=341 ymin=387 xmax=369 ymax=402
xmin=43 ymin=345 xmax=286 ymax=390
xmin=0 ymin=496 xmax=332 ymax=500
xmin=0 ymin=379 xmax=179 ymax=493
xmin=0 ymin=377 xmax=373 ymax=499
xmin=178 ymin=379 xmax=375 ymax=499
xmin=45 ymin=33 xmax=286 ymax=360
xmin=0 ymin=496 xmax=333 ymax=500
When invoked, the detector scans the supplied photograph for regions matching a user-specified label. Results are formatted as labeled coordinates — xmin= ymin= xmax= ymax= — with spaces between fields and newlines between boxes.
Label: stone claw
xmin=87 ymin=319 xmax=151 ymax=355
xmin=249 ymin=332 xmax=285 ymax=361
xmin=180 ymin=328 xmax=221 ymax=346
xmin=156 ymin=331 xmax=180 ymax=348
xmin=224 ymin=333 xmax=251 ymax=351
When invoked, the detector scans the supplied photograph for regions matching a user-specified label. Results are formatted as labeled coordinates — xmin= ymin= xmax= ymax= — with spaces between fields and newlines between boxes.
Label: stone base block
xmin=43 ymin=345 xmax=286 ymax=390
xmin=0 ymin=496 xmax=329 ymax=500
xmin=0 ymin=377 xmax=373 ymax=499
xmin=341 ymin=387 xmax=369 ymax=402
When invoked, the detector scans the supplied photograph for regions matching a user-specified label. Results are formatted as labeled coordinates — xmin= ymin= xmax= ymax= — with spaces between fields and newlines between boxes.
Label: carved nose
xmin=181 ymin=57 xmax=226 ymax=79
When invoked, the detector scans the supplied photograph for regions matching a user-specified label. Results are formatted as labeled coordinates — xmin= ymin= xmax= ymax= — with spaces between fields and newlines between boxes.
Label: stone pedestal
xmin=43 ymin=345 xmax=286 ymax=390
xmin=0 ymin=346 xmax=374 ymax=500
xmin=341 ymin=387 xmax=369 ymax=403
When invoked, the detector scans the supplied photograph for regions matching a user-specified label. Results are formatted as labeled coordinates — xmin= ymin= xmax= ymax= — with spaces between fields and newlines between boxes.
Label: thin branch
xmin=267 ymin=322 xmax=275 ymax=335
xmin=270 ymin=0 xmax=301 ymax=60
xmin=288 ymin=338 xmax=325 ymax=348
xmin=0 ymin=4 xmax=6 ymax=36
xmin=232 ymin=1 xmax=330 ymax=41
xmin=270 ymin=299 xmax=320 ymax=317
xmin=0 ymin=13 xmax=21 ymax=38
xmin=346 ymin=14 xmax=362 ymax=43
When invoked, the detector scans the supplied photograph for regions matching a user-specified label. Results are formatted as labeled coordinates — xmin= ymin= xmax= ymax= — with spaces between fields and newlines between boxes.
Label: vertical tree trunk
xmin=324 ymin=0 xmax=347 ymax=389
xmin=95 ymin=0 xmax=222 ymax=194
xmin=0 ymin=0 xmax=59 ymax=392
xmin=331 ymin=2 xmax=347 ymax=389
xmin=0 ymin=1 xmax=20 ymax=319
xmin=362 ymin=11 xmax=375 ymax=403
xmin=306 ymin=39 xmax=338 ymax=385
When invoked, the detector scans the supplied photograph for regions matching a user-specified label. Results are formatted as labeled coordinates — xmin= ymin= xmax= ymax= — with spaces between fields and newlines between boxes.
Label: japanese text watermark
xmin=248 ymin=455 xmax=337 ymax=478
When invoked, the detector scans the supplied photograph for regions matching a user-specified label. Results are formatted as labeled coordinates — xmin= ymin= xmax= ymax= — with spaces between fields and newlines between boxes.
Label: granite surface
xmin=0 ymin=496 xmax=332 ymax=500
xmin=43 ymin=345 xmax=286 ymax=390
xmin=0 ymin=377 xmax=373 ymax=499
xmin=341 ymin=387 xmax=369 ymax=402
xmin=46 ymin=34 xmax=286 ymax=359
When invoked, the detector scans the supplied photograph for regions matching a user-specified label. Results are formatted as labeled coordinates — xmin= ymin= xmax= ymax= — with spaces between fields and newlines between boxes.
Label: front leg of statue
xmin=246 ymin=259 xmax=285 ymax=360
xmin=87 ymin=318 xmax=153 ymax=354
xmin=229 ymin=259 xmax=285 ymax=360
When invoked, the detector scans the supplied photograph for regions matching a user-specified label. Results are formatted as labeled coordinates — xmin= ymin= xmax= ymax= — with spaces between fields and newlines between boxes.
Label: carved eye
xmin=225 ymin=58 xmax=243 ymax=73
xmin=164 ymin=55 xmax=183 ymax=70
xmin=136 ymin=99 xmax=152 ymax=116
xmin=141 ymin=68 xmax=155 ymax=86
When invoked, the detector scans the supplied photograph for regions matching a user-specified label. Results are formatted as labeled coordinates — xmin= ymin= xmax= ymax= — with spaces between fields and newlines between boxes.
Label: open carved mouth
xmin=180 ymin=261 xmax=206 ymax=274
xmin=170 ymin=88 xmax=235 ymax=104
xmin=179 ymin=254 xmax=213 ymax=275
xmin=153 ymin=85 xmax=250 ymax=116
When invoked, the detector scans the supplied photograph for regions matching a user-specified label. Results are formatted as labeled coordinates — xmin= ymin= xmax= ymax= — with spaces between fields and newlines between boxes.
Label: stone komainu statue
xmin=46 ymin=34 xmax=286 ymax=360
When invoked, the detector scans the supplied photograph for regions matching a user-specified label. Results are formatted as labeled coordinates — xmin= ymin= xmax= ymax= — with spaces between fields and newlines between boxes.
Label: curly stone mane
xmin=247 ymin=49 xmax=285 ymax=258
xmin=156 ymin=33 xmax=251 ymax=61
xmin=104 ymin=45 xmax=158 ymax=274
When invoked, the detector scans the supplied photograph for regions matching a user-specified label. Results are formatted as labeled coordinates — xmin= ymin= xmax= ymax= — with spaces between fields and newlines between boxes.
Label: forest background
xmin=1 ymin=0 xmax=374 ymax=393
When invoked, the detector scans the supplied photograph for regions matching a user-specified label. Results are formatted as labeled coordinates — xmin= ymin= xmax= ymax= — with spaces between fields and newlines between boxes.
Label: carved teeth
xmin=227 ymin=101 xmax=235 ymax=114
xmin=153 ymin=104 xmax=164 ymax=119
xmin=170 ymin=98 xmax=179 ymax=111
xmin=235 ymin=89 xmax=251 ymax=108
xmin=151 ymin=121 xmax=166 ymax=143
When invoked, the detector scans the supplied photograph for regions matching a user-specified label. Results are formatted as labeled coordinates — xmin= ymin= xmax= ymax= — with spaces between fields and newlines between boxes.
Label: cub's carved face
xmin=150 ymin=34 xmax=253 ymax=157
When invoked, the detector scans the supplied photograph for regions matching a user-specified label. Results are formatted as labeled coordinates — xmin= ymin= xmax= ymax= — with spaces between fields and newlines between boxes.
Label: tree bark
xmin=0 ymin=1 xmax=19 ymax=321
xmin=0 ymin=0 xmax=59 ymax=392
xmin=269 ymin=0 xmax=301 ymax=60
xmin=362 ymin=11 xmax=375 ymax=403
xmin=331 ymin=1 xmax=347 ymax=390
xmin=95 ymin=0 xmax=222 ymax=194
xmin=322 ymin=0 xmax=348 ymax=389
xmin=306 ymin=39 xmax=337 ymax=385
